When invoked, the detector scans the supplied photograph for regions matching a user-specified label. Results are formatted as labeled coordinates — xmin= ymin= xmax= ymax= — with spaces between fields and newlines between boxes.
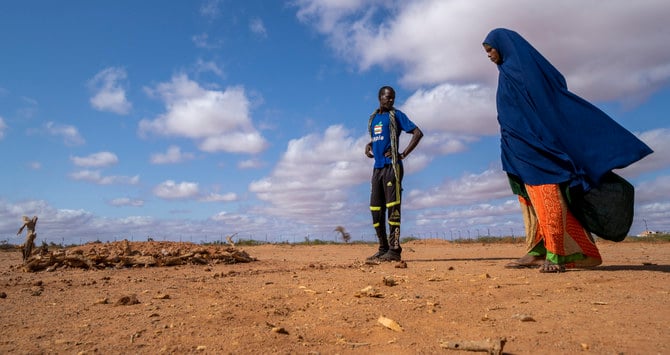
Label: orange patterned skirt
xmin=519 ymin=183 xmax=601 ymax=267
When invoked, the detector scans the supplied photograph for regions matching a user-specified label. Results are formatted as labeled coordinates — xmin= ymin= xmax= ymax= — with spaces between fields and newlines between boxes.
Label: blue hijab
xmin=483 ymin=28 xmax=652 ymax=192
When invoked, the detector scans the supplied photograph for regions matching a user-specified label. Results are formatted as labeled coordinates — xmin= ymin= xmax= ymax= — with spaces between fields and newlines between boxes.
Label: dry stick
xmin=439 ymin=337 xmax=506 ymax=355
xmin=18 ymin=216 xmax=39 ymax=263
xmin=22 ymin=234 xmax=36 ymax=262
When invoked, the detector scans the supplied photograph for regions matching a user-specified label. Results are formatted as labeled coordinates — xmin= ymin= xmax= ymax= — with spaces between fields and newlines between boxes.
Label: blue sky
xmin=1 ymin=0 xmax=669 ymax=245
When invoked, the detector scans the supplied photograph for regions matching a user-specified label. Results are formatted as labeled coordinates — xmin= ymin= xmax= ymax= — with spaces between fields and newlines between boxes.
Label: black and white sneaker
xmin=378 ymin=249 xmax=401 ymax=262
xmin=366 ymin=249 xmax=388 ymax=261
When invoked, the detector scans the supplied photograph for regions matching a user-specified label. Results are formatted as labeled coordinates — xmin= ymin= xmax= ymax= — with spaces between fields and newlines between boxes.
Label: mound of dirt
xmin=21 ymin=240 xmax=256 ymax=272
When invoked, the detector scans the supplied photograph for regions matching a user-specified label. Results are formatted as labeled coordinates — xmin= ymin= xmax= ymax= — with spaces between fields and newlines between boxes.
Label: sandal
xmin=539 ymin=261 xmax=565 ymax=273
xmin=504 ymin=254 xmax=544 ymax=269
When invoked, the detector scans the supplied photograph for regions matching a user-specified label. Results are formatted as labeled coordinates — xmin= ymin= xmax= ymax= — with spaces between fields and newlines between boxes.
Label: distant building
xmin=637 ymin=230 xmax=659 ymax=237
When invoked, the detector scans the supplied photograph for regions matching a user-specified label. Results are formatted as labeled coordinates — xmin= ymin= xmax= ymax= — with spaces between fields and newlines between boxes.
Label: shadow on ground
xmin=595 ymin=264 xmax=670 ymax=273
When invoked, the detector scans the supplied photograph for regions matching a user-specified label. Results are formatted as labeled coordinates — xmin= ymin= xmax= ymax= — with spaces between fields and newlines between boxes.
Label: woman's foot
xmin=539 ymin=260 xmax=565 ymax=273
xmin=505 ymin=254 xmax=545 ymax=269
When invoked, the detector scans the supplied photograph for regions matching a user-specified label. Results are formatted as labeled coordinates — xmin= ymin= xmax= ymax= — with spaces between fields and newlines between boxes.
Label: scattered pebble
xmin=115 ymin=294 xmax=140 ymax=306
xmin=355 ymin=286 xmax=383 ymax=298
xmin=378 ymin=316 xmax=403 ymax=332
xmin=512 ymin=314 xmax=535 ymax=322
xmin=395 ymin=261 xmax=408 ymax=269
xmin=383 ymin=276 xmax=397 ymax=286
xmin=272 ymin=327 xmax=289 ymax=335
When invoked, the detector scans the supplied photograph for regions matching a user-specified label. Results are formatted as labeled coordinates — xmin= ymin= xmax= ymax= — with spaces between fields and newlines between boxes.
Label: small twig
xmin=439 ymin=337 xmax=506 ymax=355
xmin=226 ymin=233 xmax=239 ymax=247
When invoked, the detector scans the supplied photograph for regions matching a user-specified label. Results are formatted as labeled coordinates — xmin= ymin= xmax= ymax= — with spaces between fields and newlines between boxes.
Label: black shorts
xmin=370 ymin=164 xmax=403 ymax=208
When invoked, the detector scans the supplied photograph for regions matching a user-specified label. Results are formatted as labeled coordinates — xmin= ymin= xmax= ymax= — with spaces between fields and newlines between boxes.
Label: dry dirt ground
xmin=1 ymin=239 xmax=668 ymax=354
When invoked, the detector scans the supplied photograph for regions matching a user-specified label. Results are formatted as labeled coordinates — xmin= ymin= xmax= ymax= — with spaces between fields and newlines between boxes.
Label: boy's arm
xmin=399 ymin=127 xmax=423 ymax=159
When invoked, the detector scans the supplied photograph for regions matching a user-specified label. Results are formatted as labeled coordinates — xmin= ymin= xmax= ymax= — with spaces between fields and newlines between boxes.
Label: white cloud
xmin=192 ymin=33 xmax=208 ymax=48
xmin=199 ymin=192 xmax=237 ymax=202
xmin=150 ymin=145 xmax=195 ymax=164
xmin=199 ymin=0 xmax=221 ymax=19
xmin=414 ymin=199 xmax=520 ymax=230
xmin=238 ymin=158 xmax=264 ymax=169
xmin=635 ymin=175 xmax=670 ymax=204
xmin=294 ymin=0 xmax=373 ymax=33
xmin=139 ymin=74 xmax=268 ymax=154
xmin=249 ymin=125 xmax=372 ymax=223
xmin=0 ymin=116 xmax=6 ymax=139
xmin=295 ymin=0 xmax=670 ymax=104
xmin=194 ymin=59 xmax=224 ymax=78
xmin=198 ymin=131 xmax=268 ymax=153
xmin=208 ymin=212 xmax=271 ymax=235
xmin=192 ymin=33 xmax=223 ymax=49
xmin=153 ymin=180 xmax=199 ymax=199
xmin=407 ymin=169 xmax=511 ymax=209
xmin=71 ymin=151 xmax=119 ymax=168
xmin=0 ymin=198 xmax=293 ymax=245
xmin=89 ymin=67 xmax=132 ymax=115
xmin=17 ymin=96 xmax=39 ymax=119
xmin=616 ymin=128 xmax=670 ymax=178
xmin=69 ymin=170 xmax=139 ymax=185
xmin=634 ymin=201 xmax=670 ymax=233
xmin=401 ymin=83 xmax=497 ymax=135
xmin=210 ymin=211 xmax=248 ymax=223
xmin=21 ymin=96 xmax=38 ymax=105
xmin=44 ymin=121 xmax=85 ymax=146
xmin=109 ymin=197 xmax=145 ymax=207
xmin=415 ymin=132 xmax=471 ymax=156
xmin=249 ymin=18 xmax=268 ymax=38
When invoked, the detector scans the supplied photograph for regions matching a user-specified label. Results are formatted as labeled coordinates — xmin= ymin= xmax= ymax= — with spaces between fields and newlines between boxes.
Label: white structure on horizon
xmin=637 ymin=230 xmax=659 ymax=237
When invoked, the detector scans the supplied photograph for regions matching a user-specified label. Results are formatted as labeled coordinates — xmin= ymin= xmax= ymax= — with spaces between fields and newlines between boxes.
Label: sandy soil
xmin=0 ymin=239 xmax=668 ymax=354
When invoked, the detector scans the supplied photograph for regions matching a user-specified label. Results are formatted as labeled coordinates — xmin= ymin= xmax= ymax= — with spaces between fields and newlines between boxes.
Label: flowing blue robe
xmin=483 ymin=28 xmax=653 ymax=192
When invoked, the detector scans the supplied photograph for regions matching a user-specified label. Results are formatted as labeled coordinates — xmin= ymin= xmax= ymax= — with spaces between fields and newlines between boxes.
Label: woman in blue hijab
xmin=483 ymin=28 xmax=653 ymax=272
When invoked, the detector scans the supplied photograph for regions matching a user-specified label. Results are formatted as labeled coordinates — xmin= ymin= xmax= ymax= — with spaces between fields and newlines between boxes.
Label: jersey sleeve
xmin=395 ymin=110 xmax=418 ymax=132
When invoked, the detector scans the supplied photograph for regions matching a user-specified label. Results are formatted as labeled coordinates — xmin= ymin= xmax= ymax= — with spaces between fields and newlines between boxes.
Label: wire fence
xmin=1 ymin=228 xmax=524 ymax=248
